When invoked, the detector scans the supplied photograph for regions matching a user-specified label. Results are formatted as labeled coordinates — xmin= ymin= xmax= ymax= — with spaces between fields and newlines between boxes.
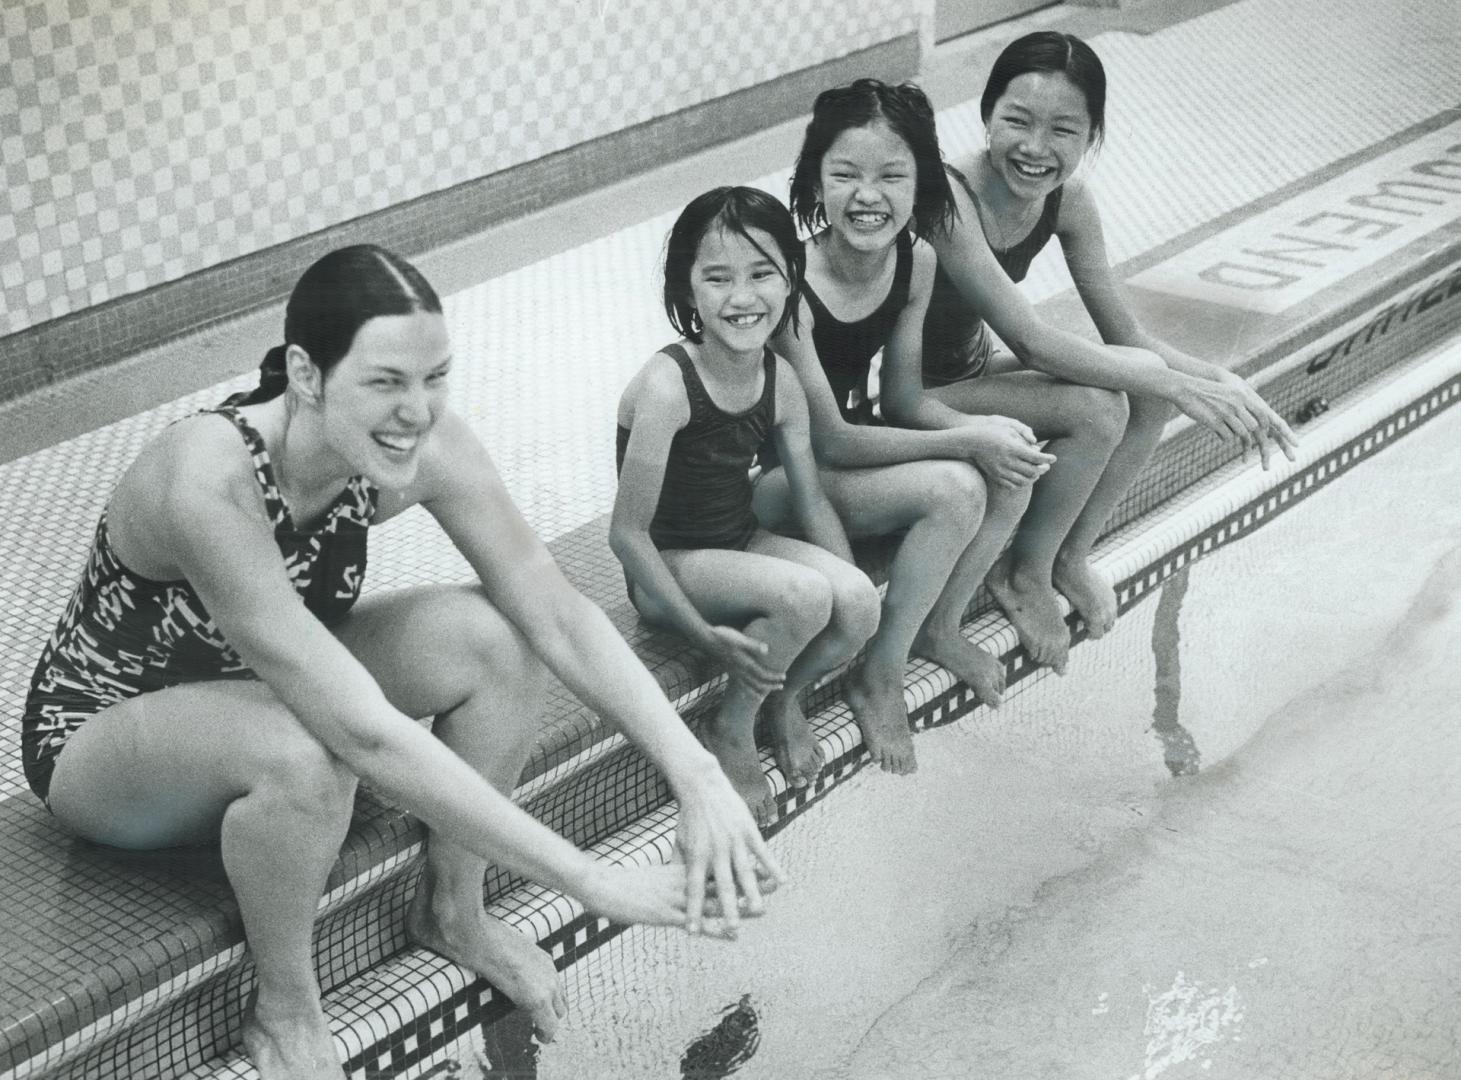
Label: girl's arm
xmin=425 ymin=402 xmax=783 ymax=930
xmin=607 ymin=356 xmax=781 ymax=698
xmin=878 ymin=243 xmax=1054 ymax=489
xmin=1059 ymin=180 xmax=1299 ymax=466
xmin=770 ymin=287 xmax=1027 ymax=471
xmin=153 ymin=423 xmax=691 ymax=928
xmin=926 ymin=177 xmax=1231 ymax=404
xmin=769 ymin=356 xmax=856 ymax=563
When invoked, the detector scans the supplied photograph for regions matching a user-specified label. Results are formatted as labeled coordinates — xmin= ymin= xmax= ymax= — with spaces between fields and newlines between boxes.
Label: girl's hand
xmin=1217 ymin=370 xmax=1299 ymax=470
xmin=673 ymin=757 xmax=787 ymax=937
xmin=1175 ymin=373 xmax=1298 ymax=470
xmin=702 ymin=625 xmax=786 ymax=695
xmin=959 ymin=415 xmax=1057 ymax=489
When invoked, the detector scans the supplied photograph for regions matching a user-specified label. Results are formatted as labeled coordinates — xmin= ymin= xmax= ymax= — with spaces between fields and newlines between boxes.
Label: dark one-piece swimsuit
xmin=922 ymin=172 xmax=1063 ymax=385
xmin=616 ymin=342 xmax=777 ymax=552
xmin=21 ymin=406 xmax=378 ymax=804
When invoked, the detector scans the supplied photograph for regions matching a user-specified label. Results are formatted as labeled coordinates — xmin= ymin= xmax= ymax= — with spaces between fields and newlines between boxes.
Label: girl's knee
xmin=1077 ymin=385 xmax=1130 ymax=444
xmin=778 ymin=568 xmax=837 ymax=639
xmin=828 ymin=566 xmax=881 ymax=644
xmin=923 ymin=460 xmax=987 ymax=530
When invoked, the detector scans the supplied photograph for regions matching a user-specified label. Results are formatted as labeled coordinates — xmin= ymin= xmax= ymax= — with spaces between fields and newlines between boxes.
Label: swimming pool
xmin=427 ymin=340 xmax=1461 ymax=1079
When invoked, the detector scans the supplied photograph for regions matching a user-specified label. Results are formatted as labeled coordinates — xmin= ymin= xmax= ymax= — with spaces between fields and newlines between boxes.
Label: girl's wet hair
xmin=982 ymin=31 xmax=1107 ymax=148
xmin=663 ymin=186 xmax=804 ymax=344
xmin=788 ymin=79 xmax=957 ymax=241
xmin=230 ymin=244 xmax=442 ymax=406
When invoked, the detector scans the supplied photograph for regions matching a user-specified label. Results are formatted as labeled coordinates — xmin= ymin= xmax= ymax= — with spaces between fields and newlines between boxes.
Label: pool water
xmin=440 ymin=392 xmax=1461 ymax=1080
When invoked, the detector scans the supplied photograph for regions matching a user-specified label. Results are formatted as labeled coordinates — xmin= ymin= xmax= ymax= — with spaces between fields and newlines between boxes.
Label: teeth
xmin=1012 ymin=161 xmax=1053 ymax=177
xmin=726 ymin=314 xmax=762 ymax=327
xmin=375 ymin=434 xmax=417 ymax=452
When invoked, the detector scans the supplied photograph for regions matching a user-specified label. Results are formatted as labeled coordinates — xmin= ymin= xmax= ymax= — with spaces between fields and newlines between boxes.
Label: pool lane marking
xmin=1129 ymin=121 xmax=1461 ymax=315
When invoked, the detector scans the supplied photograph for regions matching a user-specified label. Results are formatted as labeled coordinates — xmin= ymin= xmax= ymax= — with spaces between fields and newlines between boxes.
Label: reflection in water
xmin=1151 ymin=568 xmax=1201 ymax=777
xmin=680 ymin=994 xmax=760 ymax=1078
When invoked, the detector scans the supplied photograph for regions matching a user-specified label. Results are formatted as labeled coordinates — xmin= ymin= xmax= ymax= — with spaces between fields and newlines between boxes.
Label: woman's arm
xmin=1059 ymin=181 xmax=1299 ymax=466
xmin=152 ymin=424 xmax=682 ymax=925
xmin=770 ymin=357 xmax=856 ymax=563
xmin=425 ymin=404 xmax=783 ymax=928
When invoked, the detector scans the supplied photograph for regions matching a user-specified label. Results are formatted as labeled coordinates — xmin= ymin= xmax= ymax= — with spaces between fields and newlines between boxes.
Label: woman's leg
xmin=627 ymin=548 xmax=842 ymax=821
xmin=756 ymin=459 xmax=991 ymax=762
xmin=928 ymin=370 xmax=1128 ymax=671
xmin=330 ymin=584 xmax=569 ymax=1041
xmin=46 ymin=681 xmax=359 ymax=1080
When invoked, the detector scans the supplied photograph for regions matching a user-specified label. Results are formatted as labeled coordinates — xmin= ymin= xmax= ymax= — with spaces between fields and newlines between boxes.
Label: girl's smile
xmin=689 ymin=226 xmax=790 ymax=358
xmin=819 ymin=121 xmax=917 ymax=252
xmin=984 ymin=71 xmax=1093 ymax=200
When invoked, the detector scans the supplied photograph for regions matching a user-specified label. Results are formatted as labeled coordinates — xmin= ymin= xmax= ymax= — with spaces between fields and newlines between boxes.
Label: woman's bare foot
xmin=1053 ymin=549 xmax=1118 ymax=638
xmin=987 ymin=555 xmax=1070 ymax=674
xmin=912 ymin=626 xmax=1006 ymax=706
xmin=765 ymin=692 xmax=824 ymax=788
xmin=242 ymin=990 xmax=342 ymax=1080
xmin=407 ymin=867 xmax=568 ymax=1042
xmin=703 ymin=719 xmax=777 ymax=824
xmin=846 ymin=666 xmax=916 ymax=775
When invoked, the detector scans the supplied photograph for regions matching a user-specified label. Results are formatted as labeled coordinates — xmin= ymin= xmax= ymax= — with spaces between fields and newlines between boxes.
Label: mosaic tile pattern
xmin=0 ymin=0 xmax=918 ymax=335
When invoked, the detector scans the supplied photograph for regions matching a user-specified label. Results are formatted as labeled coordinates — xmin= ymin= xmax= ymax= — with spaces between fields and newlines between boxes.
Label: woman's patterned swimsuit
xmin=21 ymin=407 xmax=378 ymax=802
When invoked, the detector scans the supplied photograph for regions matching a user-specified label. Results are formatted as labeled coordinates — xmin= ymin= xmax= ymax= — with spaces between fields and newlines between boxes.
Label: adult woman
xmin=22 ymin=246 xmax=779 ymax=1079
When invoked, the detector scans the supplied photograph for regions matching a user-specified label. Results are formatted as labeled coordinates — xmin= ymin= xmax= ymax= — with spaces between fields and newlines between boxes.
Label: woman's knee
xmin=438 ymin=588 xmax=551 ymax=697
xmin=251 ymin=727 xmax=358 ymax=820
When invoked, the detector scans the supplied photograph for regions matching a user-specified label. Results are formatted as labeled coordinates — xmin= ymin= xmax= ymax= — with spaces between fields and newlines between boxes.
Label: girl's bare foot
xmin=242 ymin=990 xmax=342 ymax=1080
xmin=846 ymin=667 xmax=916 ymax=775
xmin=765 ymin=692 xmax=825 ymax=788
xmin=1053 ymin=550 xmax=1118 ymax=638
xmin=407 ymin=868 xmax=568 ymax=1042
xmin=702 ymin=720 xmax=777 ymax=824
xmin=987 ymin=555 xmax=1070 ymax=674
xmin=912 ymin=627 xmax=1006 ymax=706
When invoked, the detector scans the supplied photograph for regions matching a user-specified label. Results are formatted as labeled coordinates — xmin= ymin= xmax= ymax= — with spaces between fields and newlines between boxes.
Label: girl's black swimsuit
xmin=616 ymin=342 xmax=776 ymax=552
xmin=922 ymin=170 xmax=1063 ymax=385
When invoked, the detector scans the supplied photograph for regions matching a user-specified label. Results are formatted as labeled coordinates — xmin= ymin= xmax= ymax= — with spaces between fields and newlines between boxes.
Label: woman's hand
xmin=701 ymin=625 xmax=786 ymax=695
xmin=957 ymin=415 xmax=1057 ymax=489
xmin=578 ymin=862 xmax=694 ymax=927
xmin=672 ymin=756 xmax=787 ymax=937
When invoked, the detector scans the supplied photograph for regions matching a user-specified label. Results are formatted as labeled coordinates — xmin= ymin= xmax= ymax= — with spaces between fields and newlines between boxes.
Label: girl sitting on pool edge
xmin=612 ymin=187 xmax=881 ymax=823
xmin=883 ymin=32 xmax=1298 ymax=671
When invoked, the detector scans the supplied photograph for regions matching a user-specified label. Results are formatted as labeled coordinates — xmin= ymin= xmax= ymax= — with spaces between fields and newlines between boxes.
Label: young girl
xmin=612 ymin=187 xmax=881 ymax=824
xmin=22 ymin=246 xmax=780 ymax=1080
xmin=751 ymin=79 xmax=1055 ymax=772
xmin=883 ymin=32 xmax=1298 ymax=672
